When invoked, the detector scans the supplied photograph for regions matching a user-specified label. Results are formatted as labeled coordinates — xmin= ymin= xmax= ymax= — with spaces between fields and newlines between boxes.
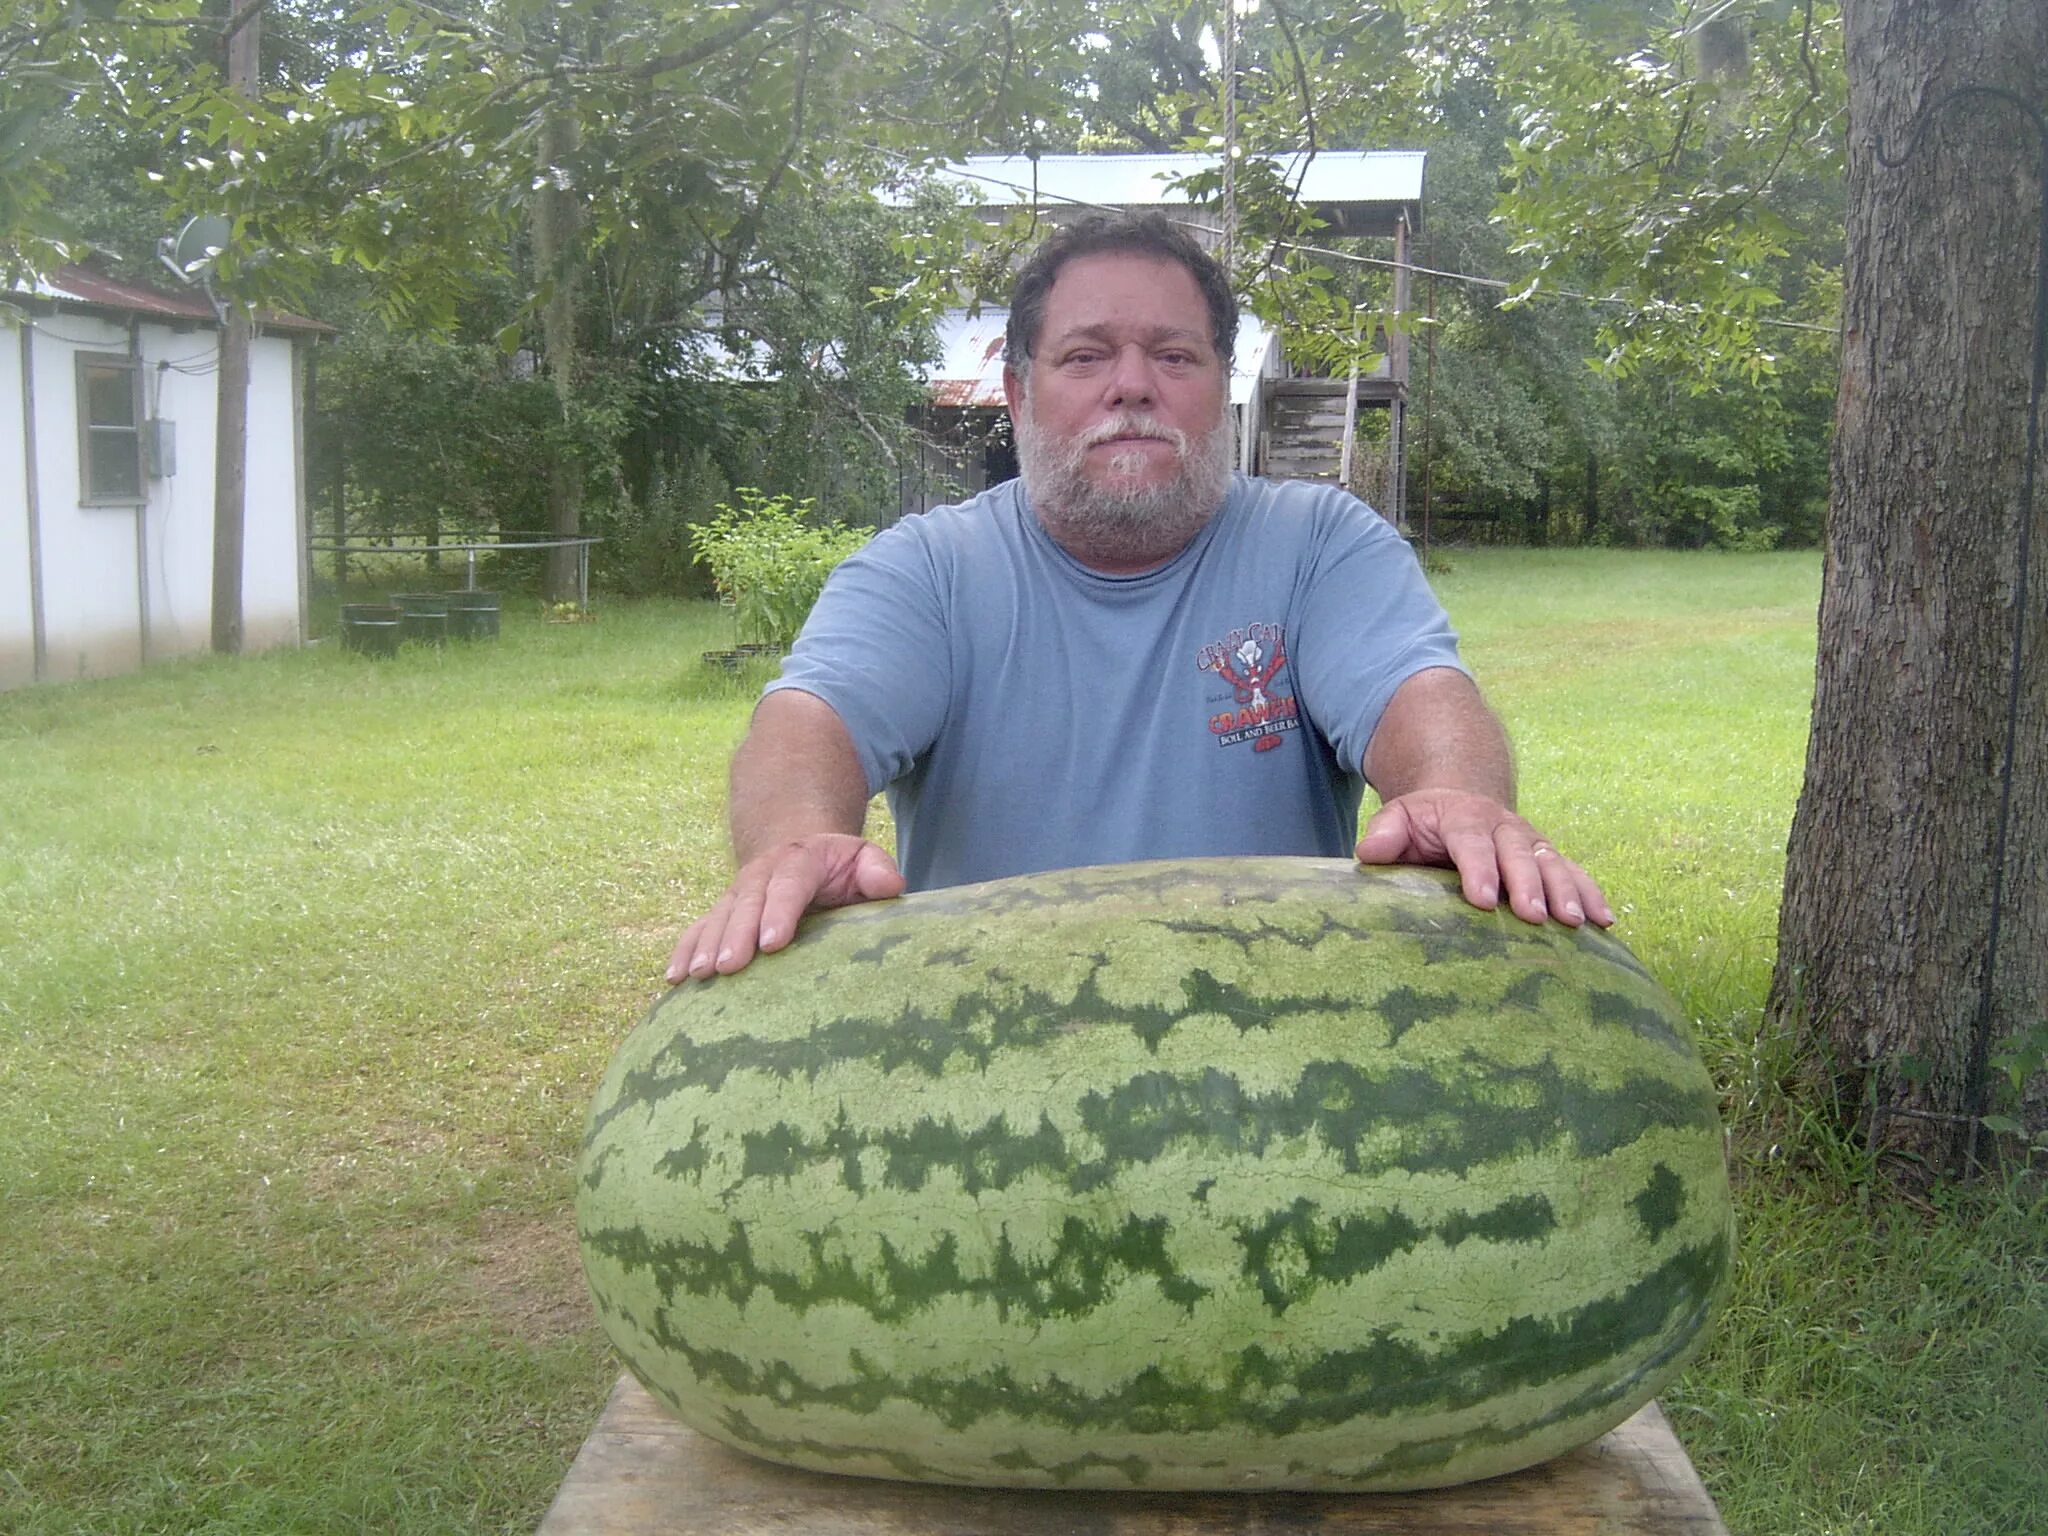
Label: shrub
xmin=688 ymin=489 xmax=873 ymax=647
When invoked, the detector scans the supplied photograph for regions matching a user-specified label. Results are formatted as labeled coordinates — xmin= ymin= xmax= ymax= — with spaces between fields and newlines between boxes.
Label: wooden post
xmin=210 ymin=304 xmax=250 ymax=655
xmin=1387 ymin=213 xmax=1411 ymax=530
xmin=209 ymin=0 xmax=261 ymax=655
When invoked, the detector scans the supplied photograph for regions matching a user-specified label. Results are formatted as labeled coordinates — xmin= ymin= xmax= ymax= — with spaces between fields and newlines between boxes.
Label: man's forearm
xmin=670 ymin=688 xmax=903 ymax=983
xmin=728 ymin=689 xmax=874 ymax=864
xmin=1362 ymin=667 xmax=1517 ymax=806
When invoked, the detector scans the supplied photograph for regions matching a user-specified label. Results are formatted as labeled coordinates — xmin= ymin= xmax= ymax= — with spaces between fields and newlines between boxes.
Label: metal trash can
xmin=340 ymin=604 xmax=403 ymax=657
xmin=390 ymin=593 xmax=450 ymax=646
xmin=441 ymin=589 xmax=501 ymax=641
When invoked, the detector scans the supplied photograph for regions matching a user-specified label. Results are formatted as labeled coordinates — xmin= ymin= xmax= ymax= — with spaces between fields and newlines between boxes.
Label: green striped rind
xmin=577 ymin=858 xmax=1732 ymax=1491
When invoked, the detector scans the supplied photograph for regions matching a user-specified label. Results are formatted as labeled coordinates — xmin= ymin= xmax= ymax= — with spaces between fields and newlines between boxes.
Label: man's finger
xmin=711 ymin=876 xmax=776 ymax=973
xmin=850 ymin=843 xmax=907 ymax=903
xmin=672 ymin=898 xmax=733 ymax=983
xmin=1354 ymin=800 xmax=1419 ymax=864
xmin=1441 ymin=823 xmax=1506 ymax=912
xmin=1488 ymin=825 xmax=1549 ymax=924
xmin=1532 ymin=840 xmax=1588 ymax=926
xmin=666 ymin=919 xmax=708 ymax=984
xmin=756 ymin=857 xmax=830 ymax=955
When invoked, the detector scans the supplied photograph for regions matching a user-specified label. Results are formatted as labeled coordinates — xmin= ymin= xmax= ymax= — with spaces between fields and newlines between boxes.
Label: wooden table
xmin=538 ymin=1375 xmax=1730 ymax=1536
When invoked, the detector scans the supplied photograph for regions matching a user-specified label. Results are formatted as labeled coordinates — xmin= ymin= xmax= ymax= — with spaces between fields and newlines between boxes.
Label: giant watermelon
xmin=576 ymin=858 xmax=1732 ymax=1491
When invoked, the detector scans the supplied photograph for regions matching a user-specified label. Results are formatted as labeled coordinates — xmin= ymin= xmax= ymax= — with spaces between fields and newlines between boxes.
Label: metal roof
xmin=925 ymin=306 xmax=1279 ymax=410
xmin=926 ymin=308 xmax=1010 ymax=408
xmin=18 ymin=264 xmax=333 ymax=335
xmin=908 ymin=150 xmax=1425 ymax=237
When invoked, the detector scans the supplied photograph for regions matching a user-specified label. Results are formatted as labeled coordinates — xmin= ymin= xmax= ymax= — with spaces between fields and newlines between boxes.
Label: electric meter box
xmin=144 ymin=418 xmax=176 ymax=479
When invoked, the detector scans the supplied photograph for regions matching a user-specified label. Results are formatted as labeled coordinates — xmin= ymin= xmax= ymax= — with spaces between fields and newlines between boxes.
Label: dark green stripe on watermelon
xmin=595 ymin=937 xmax=1690 ymax=1101
xmin=591 ymin=1054 xmax=1713 ymax=1209
xmin=602 ymin=1229 xmax=1726 ymax=1441
xmin=583 ymin=1207 xmax=1214 ymax=1324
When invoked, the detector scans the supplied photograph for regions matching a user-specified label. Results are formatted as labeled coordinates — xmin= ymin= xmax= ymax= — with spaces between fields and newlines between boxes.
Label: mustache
xmin=1079 ymin=413 xmax=1189 ymax=451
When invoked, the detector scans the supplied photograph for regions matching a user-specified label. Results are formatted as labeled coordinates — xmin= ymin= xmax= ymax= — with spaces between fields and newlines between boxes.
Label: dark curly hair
xmin=1004 ymin=212 xmax=1237 ymax=372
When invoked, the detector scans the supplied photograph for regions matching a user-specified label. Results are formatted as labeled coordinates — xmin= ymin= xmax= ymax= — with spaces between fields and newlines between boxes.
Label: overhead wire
xmin=7 ymin=314 xmax=226 ymax=363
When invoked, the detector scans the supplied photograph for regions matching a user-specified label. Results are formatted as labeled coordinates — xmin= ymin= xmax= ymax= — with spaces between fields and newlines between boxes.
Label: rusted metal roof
xmin=22 ymin=264 xmax=334 ymax=335
xmin=928 ymin=309 xmax=1012 ymax=408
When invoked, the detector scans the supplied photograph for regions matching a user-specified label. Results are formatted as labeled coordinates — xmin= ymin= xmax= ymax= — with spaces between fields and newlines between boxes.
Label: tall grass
xmin=2 ymin=554 xmax=2041 ymax=1535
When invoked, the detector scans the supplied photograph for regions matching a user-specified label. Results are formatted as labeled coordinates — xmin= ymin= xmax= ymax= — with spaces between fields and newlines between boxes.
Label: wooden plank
xmin=537 ymin=1375 xmax=1729 ymax=1536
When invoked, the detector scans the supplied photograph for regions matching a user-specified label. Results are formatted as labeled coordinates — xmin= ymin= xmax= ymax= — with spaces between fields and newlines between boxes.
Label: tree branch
xmin=1266 ymin=0 xmax=1320 ymax=161
xmin=220 ymin=0 xmax=264 ymax=51
xmin=720 ymin=2 xmax=818 ymax=261
xmin=626 ymin=0 xmax=817 ymax=81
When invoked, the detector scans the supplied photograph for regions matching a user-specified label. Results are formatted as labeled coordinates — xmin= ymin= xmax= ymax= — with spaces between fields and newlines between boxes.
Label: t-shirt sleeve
xmin=761 ymin=522 xmax=953 ymax=797
xmin=1291 ymin=498 xmax=1468 ymax=778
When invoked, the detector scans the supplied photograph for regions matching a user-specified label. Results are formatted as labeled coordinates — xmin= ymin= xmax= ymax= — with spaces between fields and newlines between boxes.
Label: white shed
xmin=1 ymin=264 xmax=328 ymax=691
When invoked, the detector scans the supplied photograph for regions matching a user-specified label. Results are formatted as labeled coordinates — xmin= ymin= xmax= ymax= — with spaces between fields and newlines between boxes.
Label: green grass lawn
xmin=2 ymin=553 xmax=2042 ymax=1535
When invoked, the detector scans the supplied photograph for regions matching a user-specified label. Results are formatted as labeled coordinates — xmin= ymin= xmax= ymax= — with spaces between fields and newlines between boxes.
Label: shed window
xmin=78 ymin=354 xmax=144 ymax=505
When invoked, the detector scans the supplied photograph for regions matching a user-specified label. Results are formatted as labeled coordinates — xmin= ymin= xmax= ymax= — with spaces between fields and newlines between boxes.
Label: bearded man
xmin=670 ymin=213 xmax=1608 ymax=982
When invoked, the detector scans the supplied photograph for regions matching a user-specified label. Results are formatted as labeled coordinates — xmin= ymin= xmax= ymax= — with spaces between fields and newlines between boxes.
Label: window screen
xmin=78 ymin=354 xmax=143 ymax=504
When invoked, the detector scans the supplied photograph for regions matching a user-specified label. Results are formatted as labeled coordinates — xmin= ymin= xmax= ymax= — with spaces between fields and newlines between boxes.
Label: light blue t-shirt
xmin=766 ymin=474 xmax=1467 ymax=890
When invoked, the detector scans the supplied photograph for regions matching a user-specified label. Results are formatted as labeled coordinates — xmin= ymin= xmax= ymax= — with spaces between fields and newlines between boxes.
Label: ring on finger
xmin=1531 ymin=842 xmax=1557 ymax=859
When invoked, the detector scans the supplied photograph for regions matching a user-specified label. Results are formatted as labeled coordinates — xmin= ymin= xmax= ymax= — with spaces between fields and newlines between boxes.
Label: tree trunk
xmin=209 ymin=0 xmax=261 ymax=655
xmin=1582 ymin=449 xmax=1598 ymax=545
xmin=211 ymin=305 xmax=251 ymax=654
xmin=534 ymin=96 xmax=585 ymax=605
xmin=1769 ymin=0 xmax=2047 ymax=1177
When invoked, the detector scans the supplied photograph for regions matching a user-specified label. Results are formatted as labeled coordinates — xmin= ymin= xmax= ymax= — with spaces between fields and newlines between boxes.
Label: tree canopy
xmin=0 ymin=1 xmax=1859 ymax=569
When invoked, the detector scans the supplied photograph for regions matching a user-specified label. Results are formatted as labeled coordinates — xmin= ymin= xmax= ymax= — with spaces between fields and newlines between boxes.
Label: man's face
xmin=1005 ymin=252 xmax=1234 ymax=571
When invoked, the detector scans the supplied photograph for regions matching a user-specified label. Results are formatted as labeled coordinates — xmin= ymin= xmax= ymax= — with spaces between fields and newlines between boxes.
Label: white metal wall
xmin=240 ymin=337 xmax=304 ymax=652
xmin=0 ymin=323 xmax=34 ymax=690
xmin=29 ymin=313 xmax=144 ymax=682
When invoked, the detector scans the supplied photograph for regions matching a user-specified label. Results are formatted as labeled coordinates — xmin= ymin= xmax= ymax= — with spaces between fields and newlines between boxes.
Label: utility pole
xmin=210 ymin=0 xmax=261 ymax=655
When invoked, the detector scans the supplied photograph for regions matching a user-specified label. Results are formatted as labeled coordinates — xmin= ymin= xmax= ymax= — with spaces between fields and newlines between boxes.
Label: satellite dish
xmin=158 ymin=215 xmax=233 ymax=284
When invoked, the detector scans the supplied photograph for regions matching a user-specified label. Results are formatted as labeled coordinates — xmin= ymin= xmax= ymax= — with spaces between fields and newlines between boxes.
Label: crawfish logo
xmin=1198 ymin=622 xmax=1300 ymax=752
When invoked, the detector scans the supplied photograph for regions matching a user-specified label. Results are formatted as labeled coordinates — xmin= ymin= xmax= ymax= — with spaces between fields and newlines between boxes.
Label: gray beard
xmin=1015 ymin=404 xmax=1236 ymax=569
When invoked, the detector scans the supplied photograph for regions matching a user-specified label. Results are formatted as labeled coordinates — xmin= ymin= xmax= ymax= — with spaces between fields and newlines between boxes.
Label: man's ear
xmin=1002 ymin=365 xmax=1025 ymax=418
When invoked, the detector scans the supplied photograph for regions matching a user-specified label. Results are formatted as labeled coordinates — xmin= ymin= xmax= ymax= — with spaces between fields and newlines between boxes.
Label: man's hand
xmin=666 ymin=834 xmax=905 ymax=983
xmin=1357 ymin=790 xmax=1613 ymax=928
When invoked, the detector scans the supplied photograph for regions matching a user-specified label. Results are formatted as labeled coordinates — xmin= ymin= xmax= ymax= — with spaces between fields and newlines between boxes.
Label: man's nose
xmin=1105 ymin=344 xmax=1157 ymax=406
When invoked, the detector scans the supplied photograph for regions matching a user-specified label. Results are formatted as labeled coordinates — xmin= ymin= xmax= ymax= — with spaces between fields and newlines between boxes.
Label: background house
xmin=895 ymin=150 xmax=1425 ymax=524
xmin=1 ymin=265 xmax=327 ymax=691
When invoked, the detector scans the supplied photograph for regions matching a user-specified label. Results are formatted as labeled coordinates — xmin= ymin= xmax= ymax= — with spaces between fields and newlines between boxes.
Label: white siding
xmin=241 ymin=336 xmax=303 ymax=651
xmin=31 ymin=314 xmax=145 ymax=682
xmin=138 ymin=324 xmax=221 ymax=662
xmin=0 ymin=323 xmax=33 ymax=690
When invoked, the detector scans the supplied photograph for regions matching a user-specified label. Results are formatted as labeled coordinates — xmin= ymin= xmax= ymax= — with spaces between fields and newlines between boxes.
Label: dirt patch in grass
xmin=467 ymin=1208 xmax=594 ymax=1342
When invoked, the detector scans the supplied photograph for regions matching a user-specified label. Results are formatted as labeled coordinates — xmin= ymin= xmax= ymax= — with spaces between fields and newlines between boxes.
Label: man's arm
xmin=666 ymin=689 xmax=905 ymax=982
xmin=1358 ymin=667 xmax=1612 ymax=927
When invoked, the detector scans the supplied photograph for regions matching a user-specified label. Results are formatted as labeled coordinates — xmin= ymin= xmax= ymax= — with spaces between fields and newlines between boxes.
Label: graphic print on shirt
xmin=1197 ymin=621 xmax=1299 ymax=754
